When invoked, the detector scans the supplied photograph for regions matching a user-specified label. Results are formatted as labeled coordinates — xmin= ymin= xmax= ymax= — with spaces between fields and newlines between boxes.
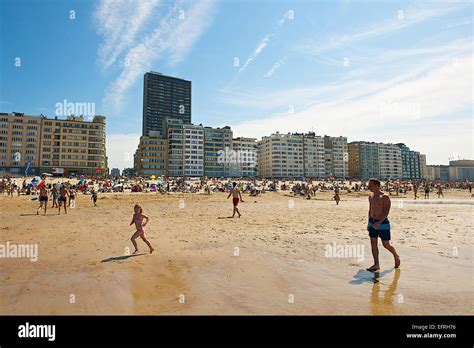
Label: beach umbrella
xmin=41 ymin=173 xmax=52 ymax=177
xmin=150 ymin=175 xmax=156 ymax=179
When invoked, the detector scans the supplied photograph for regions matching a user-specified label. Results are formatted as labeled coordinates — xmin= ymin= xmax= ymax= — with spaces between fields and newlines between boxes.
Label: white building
xmin=230 ymin=137 xmax=258 ymax=177
xmin=378 ymin=143 xmax=402 ymax=179
xmin=303 ymin=132 xmax=325 ymax=178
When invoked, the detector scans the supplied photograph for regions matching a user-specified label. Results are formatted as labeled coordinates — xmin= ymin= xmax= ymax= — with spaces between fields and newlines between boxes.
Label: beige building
xmin=134 ymin=133 xmax=168 ymax=177
xmin=419 ymin=154 xmax=427 ymax=179
xmin=0 ymin=112 xmax=107 ymax=176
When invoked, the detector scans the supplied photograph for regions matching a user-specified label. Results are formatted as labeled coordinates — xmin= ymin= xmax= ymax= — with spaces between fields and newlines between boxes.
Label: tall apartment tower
xmin=142 ymin=72 xmax=191 ymax=137
xmin=204 ymin=126 xmax=233 ymax=177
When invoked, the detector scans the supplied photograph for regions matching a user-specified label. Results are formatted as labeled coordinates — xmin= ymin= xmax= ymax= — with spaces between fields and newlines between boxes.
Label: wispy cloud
xmin=239 ymin=34 xmax=273 ymax=72
xmin=239 ymin=9 xmax=294 ymax=73
xmin=95 ymin=0 xmax=161 ymax=69
xmin=97 ymin=0 xmax=218 ymax=112
xmin=295 ymin=2 xmax=469 ymax=57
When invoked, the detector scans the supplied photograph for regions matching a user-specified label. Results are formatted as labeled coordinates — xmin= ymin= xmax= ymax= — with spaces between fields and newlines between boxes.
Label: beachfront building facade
xmin=258 ymin=132 xmax=304 ymax=178
xmin=133 ymin=133 xmax=168 ymax=177
xmin=348 ymin=141 xmax=380 ymax=179
xmin=0 ymin=112 xmax=41 ymax=175
xmin=0 ymin=112 xmax=107 ymax=176
xmin=231 ymin=137 xmax=258 ymax=177
xmin=378 ymin=143 xmax=403 ymax=180
xmin=165 ymin=119 xmax=204 ymax=177
xmin=396 ymin=143 xmax=422 ymax=180
xmin=426 ymin=160 xmax=474 ymax=181
xmin=323 ymin=136 xmax=348 ymax=178
xmin=142 ymin=71 xmax=191 ymax=137
xmin=302 ymin=132 xmax=325 ymax=178
xmin=419 ymin=154 xmax=427 ymax=179
xmin=447 ymin=160 xmax=474 ymax=181
xmin=203 ymin=126 xmax=233 ymax=177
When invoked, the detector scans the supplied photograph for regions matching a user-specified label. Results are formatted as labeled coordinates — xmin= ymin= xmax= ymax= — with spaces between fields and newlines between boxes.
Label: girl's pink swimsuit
xmin=134 ymin=214 xmax=145 ymax=236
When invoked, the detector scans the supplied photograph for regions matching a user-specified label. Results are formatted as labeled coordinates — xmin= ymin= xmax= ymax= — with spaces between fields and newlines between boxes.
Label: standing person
xmin=366 ymin=179 xmax=400 ymax=272
xmin=413 ymin=184 xmax=419 ymax=200
xmin=436 ymin=184 xmax=444 ymax=198
xmin=334 ymin=187 xmax=341 ymax=205
xmin=68 ymin=186 xmax=76 ymax=207
xmin=37 ymin=183 xmax=49 ymax=215
xmin=58 ymin=184 xmax=69 ymax=215
xmin=424 ymin=182 xmax=430 ymax=199
xmin=51 ymin=184 xmax=59 ymax=208
xmin=91 ymin=188 xmax=98 ymax=207
xmin=227 ymin=182 xmax=244 ymax=218
xmin=129 ymin=204 xmax=154 ymax=254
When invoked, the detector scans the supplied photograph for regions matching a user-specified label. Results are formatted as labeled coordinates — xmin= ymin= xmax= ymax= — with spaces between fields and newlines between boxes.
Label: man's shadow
xmin=101 ymin=253 xmax=146 ymax=263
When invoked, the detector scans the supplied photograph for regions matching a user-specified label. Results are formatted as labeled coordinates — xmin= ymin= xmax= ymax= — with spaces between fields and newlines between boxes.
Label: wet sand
xmin=1 ymin=189 xmax=472 ymax=315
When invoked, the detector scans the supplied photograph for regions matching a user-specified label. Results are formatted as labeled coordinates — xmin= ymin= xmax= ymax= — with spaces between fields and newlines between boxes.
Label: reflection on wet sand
xmin=350 ymin=268 xmax=402 ymax=315
xmin=370 ymin=268 xmax=401 ymax=315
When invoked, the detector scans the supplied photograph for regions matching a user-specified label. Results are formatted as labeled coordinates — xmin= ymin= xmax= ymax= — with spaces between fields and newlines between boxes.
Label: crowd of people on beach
xmin=2 ymin=174 xmax=473 ymax=263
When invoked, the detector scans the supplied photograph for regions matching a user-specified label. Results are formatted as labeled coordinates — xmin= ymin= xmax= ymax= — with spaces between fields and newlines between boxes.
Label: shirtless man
xmin=37 ymin=183 xmax=49 ymax=215
xmin=58 ymin=184 xmax=69 ymax=215
xmin=366 ymin=179 xmax=400 ymax=272
xmin=227 ymin=182 xmax=244 ymax=218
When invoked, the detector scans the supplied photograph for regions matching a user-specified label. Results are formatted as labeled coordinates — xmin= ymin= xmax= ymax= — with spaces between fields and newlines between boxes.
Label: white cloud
xmin=95 ymin=0 xmax=161 ymax=69
xmin=295 ymin=2 xmax=469 ymax=56
xmin=239 ymin=34 xmax=273 ymax=72
xmin=106 ymin=133 xmax=140 ymax=170
xmin=100 ymin=0 xmax=217 ymax=112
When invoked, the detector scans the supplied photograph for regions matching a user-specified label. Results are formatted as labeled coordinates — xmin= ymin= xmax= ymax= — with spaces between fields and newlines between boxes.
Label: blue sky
xmin=0 ymin=0 xmax=472 ymax=170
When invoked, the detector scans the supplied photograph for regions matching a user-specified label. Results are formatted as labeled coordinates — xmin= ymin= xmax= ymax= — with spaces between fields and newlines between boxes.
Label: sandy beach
xmin=1 ymin=188 xmax=472 ymax=315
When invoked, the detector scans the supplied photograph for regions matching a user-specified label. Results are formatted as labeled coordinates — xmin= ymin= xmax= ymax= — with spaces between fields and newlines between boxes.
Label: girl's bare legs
xmin=130 ymin=231 xmax=140 ymax=253
xmin=140 ymin=235 xmax=154 ymax=253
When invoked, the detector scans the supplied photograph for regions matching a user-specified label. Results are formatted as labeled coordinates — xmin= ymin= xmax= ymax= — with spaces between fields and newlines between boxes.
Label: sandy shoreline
xmin=1 ymin=189 xmax=472 ymax=315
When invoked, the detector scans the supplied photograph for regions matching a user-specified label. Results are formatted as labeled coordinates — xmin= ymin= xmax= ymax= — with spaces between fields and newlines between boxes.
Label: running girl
xmin=129 ymin=204 xmax=154 ymax=254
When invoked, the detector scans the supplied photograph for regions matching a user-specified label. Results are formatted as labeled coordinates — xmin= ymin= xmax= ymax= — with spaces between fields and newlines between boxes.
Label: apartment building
xmin=134 ymin=132 xmax=168 ymax=177
xmin=302 ymin=132 xmax=325 ymax=178
xmin=258 ymin=132 xmax=304 ymax=178
xmin=378 ymin=143 xmax=402 ymax=179
xmin=0 ymin=112 xmax=107 ymax=176
xmin=231 ymin=137 xmax=258 ymax=177
xmin=165 ymin=119 xmax=204 ymax=177
xmin=348 ymin=141 xmax=380 ymax=179
xmin=396 ymin=143 xmax=421 ymax=180
xmin=324 ymin=136 xmax=348 ymax=178
xmin=204 ymin=126 xmax=233 ymax=177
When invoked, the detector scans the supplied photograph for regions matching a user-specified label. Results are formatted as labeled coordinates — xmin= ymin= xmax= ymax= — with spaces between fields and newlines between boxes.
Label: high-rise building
xmin=204 ymin=126 xmax=233 ymax=177
xmin=0 ymin=112 xmax=107 ymax=176
xmin=378 ymin=143 xmax=402 ymax=179
xmin=231 ymin=137 xmax=258 ymax=177
xmin=110 ymin=168 xmax=121 ymax=177
xmin=142 ymin=71 xmax=191 ymax=137
xmin=324 ymin=136 xmax=348 ymax=178
xmin=258 ymin=132 xmax=304 ymax=178
xmin=348 ymin=141 xmax=380 ymax=179
xmin=302 ymin=132 xmax=325 ymax=178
